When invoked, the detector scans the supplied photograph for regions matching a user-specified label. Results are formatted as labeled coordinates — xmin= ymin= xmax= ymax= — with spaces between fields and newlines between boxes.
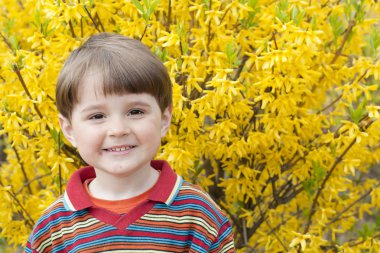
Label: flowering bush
xmin=1 ymin=0 xmax=380 ymax=251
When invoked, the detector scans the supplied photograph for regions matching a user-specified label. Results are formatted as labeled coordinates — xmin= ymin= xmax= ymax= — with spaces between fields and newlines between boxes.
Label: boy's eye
xmin=89 ymin=114 xmax=105 ymax=120
xmin=128 ymin=109 xmax=144 ymax=116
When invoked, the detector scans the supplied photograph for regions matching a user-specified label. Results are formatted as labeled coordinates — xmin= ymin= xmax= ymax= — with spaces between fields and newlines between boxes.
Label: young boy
xmin=25 ymin=33 xmax=235 ymax=253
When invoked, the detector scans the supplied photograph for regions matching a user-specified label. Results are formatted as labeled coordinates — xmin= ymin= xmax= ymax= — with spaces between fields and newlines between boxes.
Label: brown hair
xmin=56 ymin=33 xmax=172 ymax=119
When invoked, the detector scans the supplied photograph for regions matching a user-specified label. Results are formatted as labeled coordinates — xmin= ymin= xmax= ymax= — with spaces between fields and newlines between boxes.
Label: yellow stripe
xmin=63 ymin=191 xmax=76 ymax=211
xmin=37 ymin=218 xmax=99 ymax=252
xmin=165 ymin=175 xmax=182 ymax=205
xmin=142 ymin=214 xmax=218 ymax=237
xmin=102 ymin=251 xmax=171 ymax=253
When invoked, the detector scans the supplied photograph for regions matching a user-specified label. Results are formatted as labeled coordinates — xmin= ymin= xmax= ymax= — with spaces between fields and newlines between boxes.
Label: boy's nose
xmin=108 ymin=117 xmax=130 ymax=137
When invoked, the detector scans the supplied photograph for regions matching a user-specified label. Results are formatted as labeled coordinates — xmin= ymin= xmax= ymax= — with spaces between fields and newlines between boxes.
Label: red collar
xmin=63 ymin=160 xmax=183 ymax=211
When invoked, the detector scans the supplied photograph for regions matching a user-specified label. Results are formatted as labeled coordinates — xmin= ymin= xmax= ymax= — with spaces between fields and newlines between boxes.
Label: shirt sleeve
xmin=209 ymin=217 xmax=236 ymax=253
xmin=24 ymin=238 xmax=37 ymax=253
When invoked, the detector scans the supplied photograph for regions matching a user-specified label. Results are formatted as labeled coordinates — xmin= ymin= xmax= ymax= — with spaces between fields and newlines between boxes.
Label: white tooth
xmin=107 ymin=146 xmax=134 ymax=152
xmin=111 ymin=147 xmax=130 ymax=151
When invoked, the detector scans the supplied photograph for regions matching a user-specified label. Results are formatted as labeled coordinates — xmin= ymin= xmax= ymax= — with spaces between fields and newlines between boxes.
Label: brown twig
xmin=140 ymin=25 xmax=149 ymax=41
xmin=166 ymin=0 xmax=172 ymax=31
xmin=16 ymin=0 xmax=24 ymax=9
xmin=206 ymin=0 xmax=213 ymax=51
xmin=258 ymin=203 xmax=289 ymax=251
xmin=207 ymin=6 xmax=231 ymax=45
xmin=317 ymin=94 xmax=343 ymax=114
xmin=80 ymin=17 xmax=84 ymax=37
xmin=233 ymin=55 xmax=249 ymax=81
xmin=68 ymin=20 xmax=77 ymax=38
xmin=0 ymin=32 xmax=14 ymax=52
xmin=318 ymin=66 xmax=370 ymax=114
xmin=348 ymin=232 xmax=380 ymax=247
xmin=304 ymin=137 xmax=357 ymax=233
xmin=95 ymin=13 xmax=105 ymax=32
xmin=272 ymin=30 xmax=279 ymax=50
xmin=83 ymin=5 xmax=101 ymax=32
xmin=15 ymin=173 xmax=52 ymax=195
xmin=242 ymin=219 xmax=248 ymax=247
xmin=12 ymin=146 xmax=33 ymax=194
xmin=325 ymin=186 xmax=376 ymax=227
xmin=13 ymin=64 xmax=44 ymax=120
xmin=330 ymin=20 xmax=355 ymax=64
xmin=312 ymin=10 xmax=358 ymax=93
xmin=0 ymin=180 xmax=35 ymax=229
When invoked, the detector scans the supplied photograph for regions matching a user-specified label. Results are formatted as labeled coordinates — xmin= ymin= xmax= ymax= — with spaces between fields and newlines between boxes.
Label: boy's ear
xmin=161 ymin=106 xmax=172 ymax=138
xmin=58 ymin=114 xmax=77 ymax=148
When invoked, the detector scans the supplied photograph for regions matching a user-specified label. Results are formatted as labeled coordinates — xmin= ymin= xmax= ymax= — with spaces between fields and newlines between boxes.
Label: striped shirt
xmin=24 ymin=160 xmax=235 ymax=252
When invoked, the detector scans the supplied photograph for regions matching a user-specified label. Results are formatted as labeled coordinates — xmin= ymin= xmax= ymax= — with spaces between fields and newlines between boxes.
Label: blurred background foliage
xmin=0 ymin=0 xmax=380 ymax=252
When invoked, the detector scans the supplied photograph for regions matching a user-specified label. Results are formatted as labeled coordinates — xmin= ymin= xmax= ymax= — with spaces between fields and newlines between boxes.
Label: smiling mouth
xmin=104 ymin=146 xmax=136 ymax=152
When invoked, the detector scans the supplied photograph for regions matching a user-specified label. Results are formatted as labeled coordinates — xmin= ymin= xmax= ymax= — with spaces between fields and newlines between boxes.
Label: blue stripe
xmin=69 ymin=235 xmax=195 ymax=252
xmin=63 ymin=195 xmax=73 ymax=211
xmin=189 ymin=242 xmax=209 ymax=253
xmin=209 ymin=220 xmax=233 ymax=250
xmin=34 ymin=210 xmax=89 ymax=239
xmin=128 ymin=224 xmax=212 ymax=245
xmin=154 ymin=202 xmax=222 ymax=226
xmin=50 ymin=227 xmax=117 ymax=252
xmin=176 ymin=194 xmax=225 ymax=220
xmin=167 ymin=176 xmax=183 ymax=205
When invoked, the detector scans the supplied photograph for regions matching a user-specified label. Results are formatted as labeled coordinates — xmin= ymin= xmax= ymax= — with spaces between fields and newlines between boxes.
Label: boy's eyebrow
xmin=125 ymin=101 xmax=152 ymax=108
xmin=79 ymin=101 xmax=152 ymax=113
xmin=79 ymin=104 xmax=105 ymax=113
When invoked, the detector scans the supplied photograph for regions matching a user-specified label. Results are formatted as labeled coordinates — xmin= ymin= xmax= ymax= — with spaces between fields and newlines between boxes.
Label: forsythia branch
xmin=0 ymin=180 xmax=34 ymax=229
xmin=12 ymin=146 xmax=32 ymax=194
xmin=13 ymin=65 xmax=44 ymax=120
xmin=304 ymin=137 xmax=357 ymax=234
xmin=325 ymin=186 xmax=376 ymax=227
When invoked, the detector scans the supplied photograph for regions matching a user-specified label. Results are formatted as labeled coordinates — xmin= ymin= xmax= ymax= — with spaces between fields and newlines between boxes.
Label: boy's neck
xmin=88 ymin=165 xmax=159 ymax=201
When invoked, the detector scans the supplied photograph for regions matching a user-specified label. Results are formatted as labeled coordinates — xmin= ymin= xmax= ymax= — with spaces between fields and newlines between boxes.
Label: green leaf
xmin=375 ymin=213 xmax=380 ymax=230
xmin=312 ymin=160 xmax=326 ymax=182
xmin=357 ymin=222 xmax=376 ymax=239
xmin=291 ymin=5 xmax=304 ymax=26
xmin=240 ymin=0 xmax=260 ymax=28
xmin=9 ymin=36 xmax=19 ymax=51
xmin=349 ymin=99 xmax=367 ymax=125
xmin=302 ymin=178 xmax=316 ymax=198
xmin=132 ymin=0 xmax=158 ymax=23
xmin=366 ymin=27 xmax=380 ymax=56
xmin=353 ymin=0 xmax=365 ymax=23
xmin=154 ymin=46 xmax=168 ymax=62
xmin=311 ymin=15 xmax=317 ymax=30
xmin=34 ymin=9 xmax=41 ymax=27
xmin=2 ymin=18 xmax=15 ymax=36
xmin=275 ymin=0 xmax=290 ymax=23
xmin=50 ymin=129 xmax=64 ymax=150
xmin=150 ymin=0 xmax=160 ymax=14
xmin=192 ymin=161 xmax=204 ymax=181
xmin=17 ymin=54 xmax=24 ymax=69
xmin=132 ymin=0 xmax=145 ymax=14
xmin=329 ymin=14 xmax=344 ymax=45
xmin=226 ymin=42 xmax=237 ymax=67
xmin=247 ymin=0 xmax=258 ymax=8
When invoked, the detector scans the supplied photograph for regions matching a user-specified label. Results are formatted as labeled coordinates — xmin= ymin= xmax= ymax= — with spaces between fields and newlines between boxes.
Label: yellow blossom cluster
xmin=0 ymin=0 xmax=380 ymax=251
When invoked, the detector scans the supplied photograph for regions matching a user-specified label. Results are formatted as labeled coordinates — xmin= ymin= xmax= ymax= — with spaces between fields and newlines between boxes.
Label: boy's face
xmin=59 ymin=75 xmax=172 ymax=178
